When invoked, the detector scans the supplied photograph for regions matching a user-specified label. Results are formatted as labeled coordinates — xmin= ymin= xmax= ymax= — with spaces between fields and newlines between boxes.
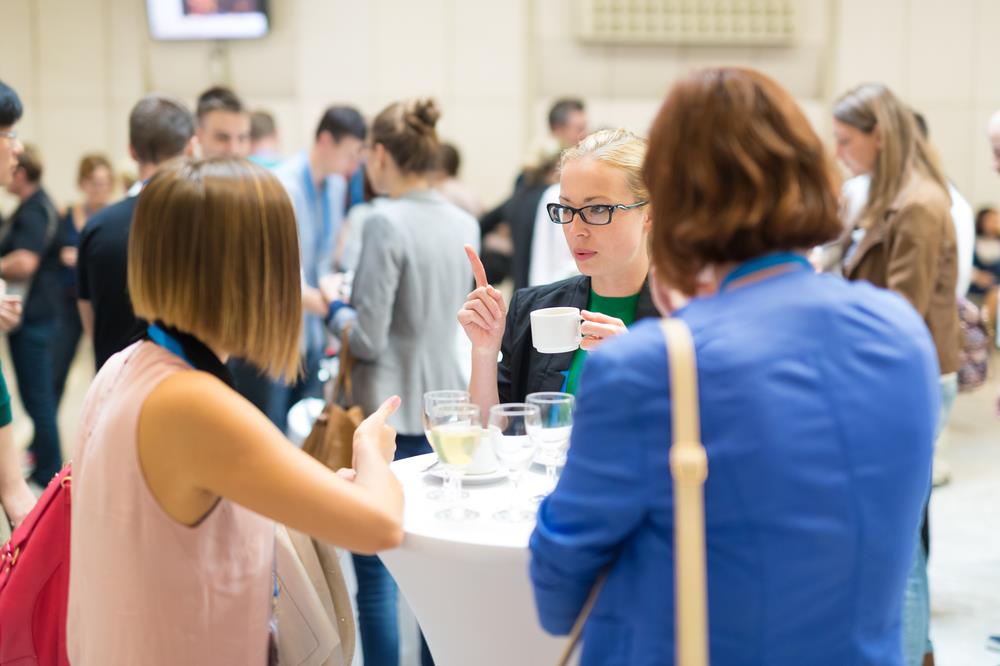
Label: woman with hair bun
xmin=323 ymin=98 xmax=479 ymax=666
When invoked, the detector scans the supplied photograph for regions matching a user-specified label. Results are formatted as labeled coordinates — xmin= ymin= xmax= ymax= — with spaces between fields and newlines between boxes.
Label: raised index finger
xmin=464 ymin=244 xmax=489 ymax=289
xmin=365 ymin=395 xmax=401 ymax=427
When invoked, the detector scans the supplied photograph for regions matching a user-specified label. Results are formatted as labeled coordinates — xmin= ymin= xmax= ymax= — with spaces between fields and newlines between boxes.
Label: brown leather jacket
xmin=844 ymin=174 xmax=959 ymax=374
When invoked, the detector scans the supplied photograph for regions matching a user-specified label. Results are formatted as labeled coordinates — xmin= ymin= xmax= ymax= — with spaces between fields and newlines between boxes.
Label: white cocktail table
xmin=380 ymin=454 xmax=568 ymax=666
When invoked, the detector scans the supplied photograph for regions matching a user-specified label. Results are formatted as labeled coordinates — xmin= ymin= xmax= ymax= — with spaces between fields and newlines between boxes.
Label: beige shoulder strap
xmin=660 ymin=317 xmax=709 ymax=666
xmin=558 ymin=318 xmax=709 ymax=666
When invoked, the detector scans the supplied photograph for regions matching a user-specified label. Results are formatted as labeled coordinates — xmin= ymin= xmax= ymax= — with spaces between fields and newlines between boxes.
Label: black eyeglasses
xmin=546 ymin=201 xmax=647 ymax=226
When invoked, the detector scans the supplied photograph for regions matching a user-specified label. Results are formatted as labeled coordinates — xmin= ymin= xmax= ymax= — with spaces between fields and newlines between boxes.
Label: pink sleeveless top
xmin=67 ymin=342 xmax=273 ymax=665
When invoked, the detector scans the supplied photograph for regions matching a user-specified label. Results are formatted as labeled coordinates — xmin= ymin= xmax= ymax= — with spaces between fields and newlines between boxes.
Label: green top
xmin=0 ymin=363 xmax=11 ymax=428
xmin=564 ymin=289 xmax=642 ymax=395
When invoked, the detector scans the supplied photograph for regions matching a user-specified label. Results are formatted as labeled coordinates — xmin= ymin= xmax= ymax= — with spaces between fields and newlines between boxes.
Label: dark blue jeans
xmin=353 ymin=433 xmax=435 ymax=666
xmin=8 ymin=318 xmax=62 ymax=485
xmin=52 ymin=293 xmax=82 ymax=406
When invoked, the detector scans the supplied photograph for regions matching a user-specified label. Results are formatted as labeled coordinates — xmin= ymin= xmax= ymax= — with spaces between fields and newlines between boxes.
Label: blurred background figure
xmin=1 ymin=144 xmax=63 ymax=486
xmin=433 ymin=142 xmax=482 ymax=218
xmin=77 ymin=94 xmax=196 ymax=371
xmin=0 ymin=79 xmax=38 ymax=533
xmin=834 ymin=82 xmax=959 ymax=666
xmin=249 ymin=108 xmax=282 ymax=168
xmin=972 ymin=207 xmax=1000 ymax=297
xmin=231 ymin=105 xmax=366 ymax=433
xmin=547 ymin=98 xmax=589 ymax=151
xmin=194 ymin=85 xmax=250 ymax=158
xmin=53 ymin=153 xmax=113 ymax=407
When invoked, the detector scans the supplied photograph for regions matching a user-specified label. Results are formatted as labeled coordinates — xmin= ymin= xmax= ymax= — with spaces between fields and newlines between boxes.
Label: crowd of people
xmin=0 ymin=62 xmax=996 ymax=665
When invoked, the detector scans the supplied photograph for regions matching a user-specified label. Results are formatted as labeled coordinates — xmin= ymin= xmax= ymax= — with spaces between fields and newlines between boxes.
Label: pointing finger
xmin=464 ymin=244 xmax=489 ymax=289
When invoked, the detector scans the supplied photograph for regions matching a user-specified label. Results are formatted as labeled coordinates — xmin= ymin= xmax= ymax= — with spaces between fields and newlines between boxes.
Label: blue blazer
xmin=529 ymin=269 xmax=938 ymax=666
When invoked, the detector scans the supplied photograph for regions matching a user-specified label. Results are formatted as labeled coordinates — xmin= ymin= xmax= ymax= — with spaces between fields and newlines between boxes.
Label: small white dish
xmin=426 ymin=468 xmax=508 ymax=485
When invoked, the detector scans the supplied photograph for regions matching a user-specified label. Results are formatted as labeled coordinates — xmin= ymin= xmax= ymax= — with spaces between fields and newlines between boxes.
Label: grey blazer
xmin=330 ymin=189 xmax=480 ymax=434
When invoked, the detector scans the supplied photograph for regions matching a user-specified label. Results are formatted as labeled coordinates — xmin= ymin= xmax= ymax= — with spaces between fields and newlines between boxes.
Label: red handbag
xmin=0 ymin=464 xmax=72 ymax=666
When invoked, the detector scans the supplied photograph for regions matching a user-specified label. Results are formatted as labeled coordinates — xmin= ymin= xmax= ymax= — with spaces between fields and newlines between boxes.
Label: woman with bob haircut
xmin=529 ymin=68 xmax=938 ymax=665
xmin=833 ymin=82 xmax=959 ymax=666
xmin=67 ymin=158 xmax=404 ymax=666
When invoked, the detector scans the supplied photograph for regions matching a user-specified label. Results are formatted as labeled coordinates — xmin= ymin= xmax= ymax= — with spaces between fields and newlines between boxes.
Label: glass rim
xmin=424 ymin=390 xmax=471 ymax=409
xmin=429 ymin=402 xmax=481 ymax=418
xmin=489 ymin=402 xmax=541 ymax=415
xmin=526 ymin=391 xmax=575 ymax=405
xmin=424 ymin=389 xmax=470 ymax=400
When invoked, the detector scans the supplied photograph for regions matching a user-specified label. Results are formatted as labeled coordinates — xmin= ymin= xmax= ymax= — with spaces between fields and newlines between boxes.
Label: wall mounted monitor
xmin=146 ymin=0 xmax=269 ymax=41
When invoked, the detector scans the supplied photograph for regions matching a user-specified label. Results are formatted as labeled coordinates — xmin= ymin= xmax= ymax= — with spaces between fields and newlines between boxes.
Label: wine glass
xmin=525 ymin=392 xmax=575 ymax=498
xmin=427 ymin=402 xmax=483 ymax=521
xmin=422 ymin=390 xmax=470 ymax=500
xmin=489 ymin=403 xmax=540 ymax=523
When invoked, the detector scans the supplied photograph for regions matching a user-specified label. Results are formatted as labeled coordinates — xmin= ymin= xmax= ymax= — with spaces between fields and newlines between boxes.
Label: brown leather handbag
xmin=558 ymin=318 xmax=709 ymax=666
xmin=302 ymin=328 xmax=364 ymax=471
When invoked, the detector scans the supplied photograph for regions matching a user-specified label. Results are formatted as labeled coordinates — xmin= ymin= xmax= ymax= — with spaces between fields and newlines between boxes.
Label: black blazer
xmin=480 ymin=182 xmax=550 ymax=290
xmin=497 ymin=274 xmax=659 ymax=403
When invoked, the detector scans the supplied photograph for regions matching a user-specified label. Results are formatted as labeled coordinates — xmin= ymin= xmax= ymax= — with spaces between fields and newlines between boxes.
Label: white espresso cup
xmin=530 ymin=307 xmax=582 ymax=354
xmin=466 ymin=428 xmax=498 ymax=475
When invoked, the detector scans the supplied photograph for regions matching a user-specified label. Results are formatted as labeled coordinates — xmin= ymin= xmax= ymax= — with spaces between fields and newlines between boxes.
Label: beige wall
xmin=2 ymin=0 xmax=999 ymax=215
xmin=1 ymin=0 xmax=530 ymax=209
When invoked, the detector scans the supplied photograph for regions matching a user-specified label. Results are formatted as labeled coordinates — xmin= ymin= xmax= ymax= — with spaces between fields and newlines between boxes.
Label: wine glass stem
xmin=452 ymin=474 xmax=465 ymax=519
xmin=444 ymin=469 xmax=456 ymax=499
xmin=545 ymin=463 xmax=557 ymax=493
xmin=508 ymin=469 xmax=521 ymax=511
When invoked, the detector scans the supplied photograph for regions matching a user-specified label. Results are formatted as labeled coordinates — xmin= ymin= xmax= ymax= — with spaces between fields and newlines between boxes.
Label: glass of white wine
xmin=428 ymin=402 xmax=483 ymax=521
xmin=422 ymin=390 xmax=470 ymax=501
xmin=526 ymin=392 xmax=575 ymax=499
xmin=489 ymin=403 xmax=540 ymax=523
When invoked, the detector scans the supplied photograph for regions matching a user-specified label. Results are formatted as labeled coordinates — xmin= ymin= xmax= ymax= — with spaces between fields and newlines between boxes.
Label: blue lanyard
xmin=147 ymin=324 xmax=192 ymax=367
xmin=302 ymin=159 xmax=332 ymax=258
xmin=718 ymin=252 xmax=812 ymax=293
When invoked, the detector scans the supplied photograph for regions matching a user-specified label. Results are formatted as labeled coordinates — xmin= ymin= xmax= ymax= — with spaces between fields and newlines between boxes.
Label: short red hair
xmin=644 ymin=67 xmax=842 ymax=295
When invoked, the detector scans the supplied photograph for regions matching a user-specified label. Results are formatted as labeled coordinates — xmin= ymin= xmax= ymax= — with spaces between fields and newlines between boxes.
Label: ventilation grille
xmin=576 ymin=0 xmax=797 ymax=45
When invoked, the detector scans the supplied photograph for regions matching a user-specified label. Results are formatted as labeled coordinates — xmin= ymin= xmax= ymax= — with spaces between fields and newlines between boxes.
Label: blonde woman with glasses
xmin=460 ymin=129 xmax=660 ymax=417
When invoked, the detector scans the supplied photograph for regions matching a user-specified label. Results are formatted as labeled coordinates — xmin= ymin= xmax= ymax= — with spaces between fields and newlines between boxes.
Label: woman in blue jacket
xmin=529 ymin=67 xmax=938 ymax=666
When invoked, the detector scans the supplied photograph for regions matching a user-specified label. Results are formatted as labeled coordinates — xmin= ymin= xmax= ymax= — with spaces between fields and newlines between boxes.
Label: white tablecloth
xmin=380 ymin=454 xmax=568 ymax=666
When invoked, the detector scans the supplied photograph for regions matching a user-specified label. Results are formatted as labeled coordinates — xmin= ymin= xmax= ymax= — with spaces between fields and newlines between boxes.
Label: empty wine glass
xmin=422 ymin=390 xmax=470 ymax=501
xmin=489 ymin=403 xmax=540 ymax=523
xmin=427 ymin=402 xmax=483 ymax=521
xmin=526 ymin=392 xmax=575 ymax=499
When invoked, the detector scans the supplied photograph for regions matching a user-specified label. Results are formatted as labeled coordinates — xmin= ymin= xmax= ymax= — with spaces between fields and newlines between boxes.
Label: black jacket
xmin=480 ymin=182 xmax=551 ymax=290
xmin=497 ymin=274 xmax=659 ymax=403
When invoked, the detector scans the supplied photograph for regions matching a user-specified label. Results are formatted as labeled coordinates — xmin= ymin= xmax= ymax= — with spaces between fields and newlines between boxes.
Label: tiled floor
xmin=5 ymin=340 xmax=998 ymax=663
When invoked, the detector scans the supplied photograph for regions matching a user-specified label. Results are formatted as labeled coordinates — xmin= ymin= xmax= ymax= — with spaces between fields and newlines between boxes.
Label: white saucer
xmin=531 ymin=453 xmax=566 ymax=471
xmin=426 ymin=467 xmax=508 ymax=485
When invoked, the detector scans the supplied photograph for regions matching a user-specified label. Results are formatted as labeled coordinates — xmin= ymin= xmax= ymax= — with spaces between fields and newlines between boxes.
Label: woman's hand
xmin=0 ymin=292 xmax=23 ymax=333
xmin=1 ymin=479 xmax=36 ymax=528
xmin=973 ymin=268 xmax=997 ymax=290
xmin=319 ymin=273 xmax=346 ymax=305
xmin=457 ymin=245 xmax=507 ymax=353
xmin=60 ymin=246 xmax=78 ymax=269
xmin=353 ymin=395 xmax=400 ymax=467
xmin=579 ymin=310 xmax=628 ymax=351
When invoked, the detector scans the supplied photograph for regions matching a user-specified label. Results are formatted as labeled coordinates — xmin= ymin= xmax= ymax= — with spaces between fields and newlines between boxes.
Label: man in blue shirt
xmin=263 ymin=106 xmax=366 ymax=432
